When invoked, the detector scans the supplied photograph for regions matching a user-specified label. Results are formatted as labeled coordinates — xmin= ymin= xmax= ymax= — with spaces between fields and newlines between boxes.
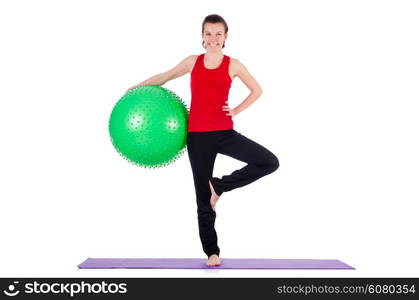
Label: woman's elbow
xmin=253 ymin=88 xmax=263 ymax=97
xmin=158 ymin=73 xmax=170 ymax=85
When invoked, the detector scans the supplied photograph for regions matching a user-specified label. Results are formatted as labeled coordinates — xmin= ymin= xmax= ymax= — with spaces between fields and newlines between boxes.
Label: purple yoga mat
xmin=78 ymin=258 xmax=354 ymax=270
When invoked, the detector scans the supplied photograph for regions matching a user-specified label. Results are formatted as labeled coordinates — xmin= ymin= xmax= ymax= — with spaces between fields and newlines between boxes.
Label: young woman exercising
xmin=128 ymin=14 xmax=279 ymax=266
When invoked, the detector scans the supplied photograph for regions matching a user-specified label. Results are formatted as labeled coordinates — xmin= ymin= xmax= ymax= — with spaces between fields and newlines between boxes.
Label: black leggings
xmin=186 ymin=129 xmax=279 ymax=258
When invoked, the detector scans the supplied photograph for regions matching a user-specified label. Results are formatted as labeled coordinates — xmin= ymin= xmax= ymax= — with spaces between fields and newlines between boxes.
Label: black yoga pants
xmin=186 ymin=129 xmax=279 ymax=258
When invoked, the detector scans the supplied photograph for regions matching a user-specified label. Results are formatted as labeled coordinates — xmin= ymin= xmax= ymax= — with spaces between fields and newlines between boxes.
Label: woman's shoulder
xmin=227 ymin=56 xmax=245 ymax=74
xmin=185 ymin=54 xmax=202 ymax=64
xmin=182 ymin=54 xmax=200 ymax=73
xmin=227 ymin=56 xmax=242 ymax=66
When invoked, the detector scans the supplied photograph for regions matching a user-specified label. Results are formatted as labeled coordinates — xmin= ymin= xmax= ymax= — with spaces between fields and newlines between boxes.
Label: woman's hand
xmin=222 ymin=101 xmax=238 ymax=117
xmin=126 ymin=85 xmax=138 ymax=93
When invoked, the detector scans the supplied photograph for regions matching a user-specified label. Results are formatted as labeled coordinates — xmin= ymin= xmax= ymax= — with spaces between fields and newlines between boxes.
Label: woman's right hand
xmin=124 ymin=55 xmax=194 ymax=94
xmin=126 ymin=85 xmax=140 ymax=93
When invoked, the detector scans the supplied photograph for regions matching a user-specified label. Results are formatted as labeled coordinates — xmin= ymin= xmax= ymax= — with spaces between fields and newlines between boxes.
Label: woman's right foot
xmin=206 ymin=254 xmax=221 ymax=266
xmin=209 ymin=180 xmax=220 ymax=212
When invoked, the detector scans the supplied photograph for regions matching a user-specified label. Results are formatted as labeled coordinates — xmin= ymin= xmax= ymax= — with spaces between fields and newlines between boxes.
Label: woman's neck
xmin=204 ymin=50 xmax=224 ymax=60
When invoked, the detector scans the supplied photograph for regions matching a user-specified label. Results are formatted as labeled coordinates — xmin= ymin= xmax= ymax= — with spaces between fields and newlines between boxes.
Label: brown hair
xmin=201 ymin=14 xmax=229 ymax=49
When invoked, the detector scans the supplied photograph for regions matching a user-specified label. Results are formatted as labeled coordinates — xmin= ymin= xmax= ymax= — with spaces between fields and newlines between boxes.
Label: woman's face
xmin=202 ymin=22 xmax=227 ymax=51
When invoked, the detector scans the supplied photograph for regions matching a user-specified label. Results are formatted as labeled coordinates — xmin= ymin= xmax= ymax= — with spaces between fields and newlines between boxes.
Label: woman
xmin=128 ymin=14 xmax=279 ymax=266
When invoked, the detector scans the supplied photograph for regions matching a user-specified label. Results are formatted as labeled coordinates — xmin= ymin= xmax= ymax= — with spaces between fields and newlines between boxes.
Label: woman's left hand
xmin=222 ymin=101 xmax=238 ymax=117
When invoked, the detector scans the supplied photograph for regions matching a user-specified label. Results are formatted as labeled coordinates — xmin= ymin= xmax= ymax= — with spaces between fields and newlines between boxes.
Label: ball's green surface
xmin=109 ymin=85 xmax=188 ymax=167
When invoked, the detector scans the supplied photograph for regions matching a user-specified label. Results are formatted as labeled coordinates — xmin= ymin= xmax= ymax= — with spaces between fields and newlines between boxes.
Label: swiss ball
xmin=109 ymin=85 xmax=189 ymax=168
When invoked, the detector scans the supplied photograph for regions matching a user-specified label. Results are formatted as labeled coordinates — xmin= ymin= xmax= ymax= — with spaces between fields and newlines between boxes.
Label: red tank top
xmin=188 ymin=53 xmax=233 ymax=132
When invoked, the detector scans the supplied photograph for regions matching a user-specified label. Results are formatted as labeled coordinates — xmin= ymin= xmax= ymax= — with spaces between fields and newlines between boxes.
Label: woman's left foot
xmin=209 ymin=180 xmax=220 ymax=212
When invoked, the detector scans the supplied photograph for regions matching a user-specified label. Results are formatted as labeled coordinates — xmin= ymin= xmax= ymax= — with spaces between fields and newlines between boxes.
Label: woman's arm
xmin=225 ymin=59 xmax=263 ymax=117
xmin=126 ymin=55 xmax=196 ymax=92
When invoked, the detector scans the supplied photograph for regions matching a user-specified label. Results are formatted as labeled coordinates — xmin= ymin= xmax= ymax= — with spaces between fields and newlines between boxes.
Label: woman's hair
xmin=201 ymin=14 xmax=229 ymax=49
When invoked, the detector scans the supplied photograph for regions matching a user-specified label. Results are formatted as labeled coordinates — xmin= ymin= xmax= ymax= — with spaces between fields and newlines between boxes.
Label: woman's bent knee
xmin=266 ymin=155 xmax=279 ymax=173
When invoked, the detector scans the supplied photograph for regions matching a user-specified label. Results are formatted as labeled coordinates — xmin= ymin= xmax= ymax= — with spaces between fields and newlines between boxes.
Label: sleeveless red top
xmin=188 ymin=53 xmax=233 ymax=132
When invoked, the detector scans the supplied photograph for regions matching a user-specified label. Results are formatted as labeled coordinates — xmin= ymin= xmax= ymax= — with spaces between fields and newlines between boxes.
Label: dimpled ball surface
xmin=109 ymin=85 xmax=189 ymax=168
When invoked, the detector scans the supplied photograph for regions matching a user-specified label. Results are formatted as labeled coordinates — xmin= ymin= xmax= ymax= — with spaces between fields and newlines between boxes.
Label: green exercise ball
xmin=109 ymin=85 xmax=189 ymax=168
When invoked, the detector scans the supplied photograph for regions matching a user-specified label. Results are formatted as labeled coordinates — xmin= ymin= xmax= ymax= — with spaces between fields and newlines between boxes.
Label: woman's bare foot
xmin=209 ymin=180 xmax=220 ymax=212
xmin=206 ymin=254 xmax=221 ymax=266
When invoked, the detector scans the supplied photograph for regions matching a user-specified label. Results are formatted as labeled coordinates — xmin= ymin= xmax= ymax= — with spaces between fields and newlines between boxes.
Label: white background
xmin=1 ymin=0 xmax=418 ymax=277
